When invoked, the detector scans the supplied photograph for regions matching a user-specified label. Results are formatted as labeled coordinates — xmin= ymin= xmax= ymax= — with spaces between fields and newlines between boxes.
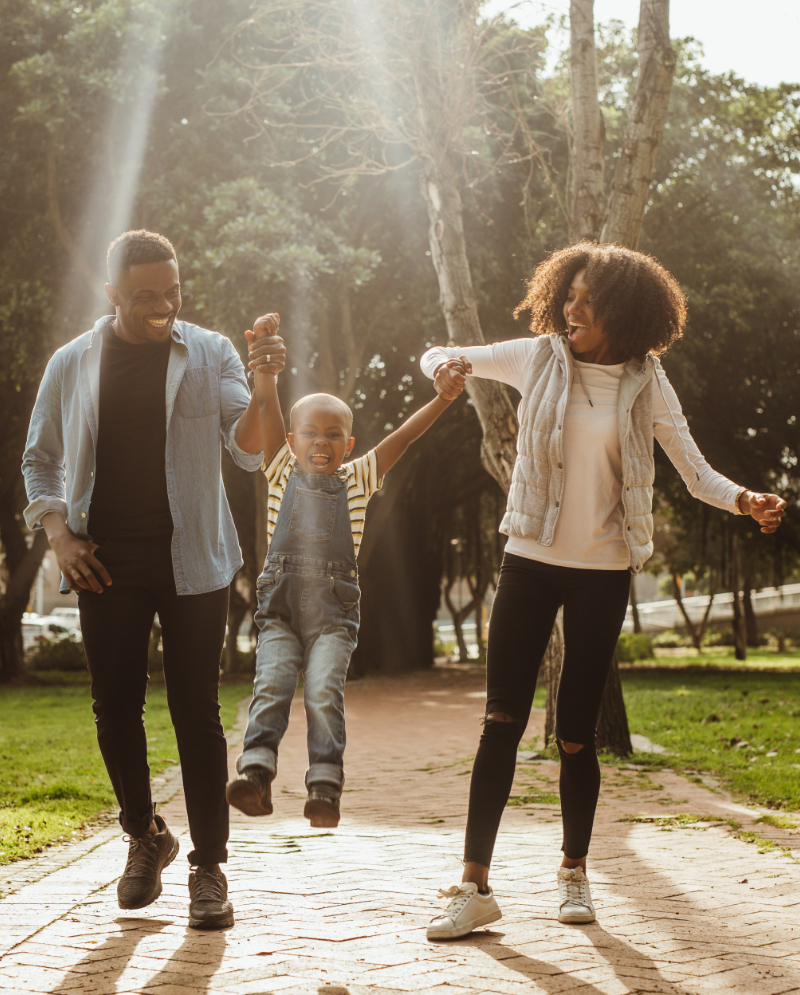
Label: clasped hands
xmin=434 ymin=356 xmax=473 ymax=401
xmin=246 ymin=312 xmax=286 ymax=377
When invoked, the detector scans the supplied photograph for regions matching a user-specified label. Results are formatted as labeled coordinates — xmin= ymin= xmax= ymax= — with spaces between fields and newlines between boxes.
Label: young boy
xmin=226 ymin=314 xmax=469 ymax=828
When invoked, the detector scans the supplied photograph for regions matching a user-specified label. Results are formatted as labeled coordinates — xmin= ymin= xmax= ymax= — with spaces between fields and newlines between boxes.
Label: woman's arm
xmin=652 ymin=366 xmax=786 ymax=532
xmin=420 ymin=339 xmax=537 ymax=392
xmin=375 ymin=360 xmax=467 ymax=475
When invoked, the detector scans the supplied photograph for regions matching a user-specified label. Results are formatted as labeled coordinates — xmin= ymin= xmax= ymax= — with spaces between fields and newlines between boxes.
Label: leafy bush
xmin=433 ymin=636 xmax=456 ymax=658
xmin=702 ymin=628 xmax=736 ymax=647
xmin=652 ymin=630 xmax=692 ymax=649
xmin=617 ymin=632 xmax=655 ymax=662
xmin=26 ymin=636 xmax=87 ymax=673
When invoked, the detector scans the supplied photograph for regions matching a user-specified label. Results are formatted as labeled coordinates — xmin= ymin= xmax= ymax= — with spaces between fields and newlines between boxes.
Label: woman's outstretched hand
xmin=434 ymin=357 xmax=472 ymax=401
xmin=738 ymin=491 xmax=787 ymax=533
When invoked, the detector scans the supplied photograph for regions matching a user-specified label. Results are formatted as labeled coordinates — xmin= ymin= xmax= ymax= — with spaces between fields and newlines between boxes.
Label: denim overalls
xmin=237 ymin=464 xmax=360 ymax=790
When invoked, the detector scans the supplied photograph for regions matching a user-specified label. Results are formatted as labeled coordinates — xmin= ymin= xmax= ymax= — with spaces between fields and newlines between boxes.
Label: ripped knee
xmin=558 ymin=739 xmax=585 ymax=755
xmin=486 ymin=711 xmax=517 ymax=724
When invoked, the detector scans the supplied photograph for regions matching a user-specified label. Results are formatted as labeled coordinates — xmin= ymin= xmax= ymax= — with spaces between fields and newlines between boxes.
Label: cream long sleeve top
xmin=421 ymin=339 xmax=743 ymax=570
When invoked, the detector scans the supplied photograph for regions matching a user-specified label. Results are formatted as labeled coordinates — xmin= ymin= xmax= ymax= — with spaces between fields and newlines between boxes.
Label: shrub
xmin=702 ymin=629 xmax=736 ymax=647
xmin=617 ymin=632 xmax=655 ymax=662
xmin=26 ymin=635 xmax=87 ymax=673
xmin=652 ymin=630 xmax=692 ymax=649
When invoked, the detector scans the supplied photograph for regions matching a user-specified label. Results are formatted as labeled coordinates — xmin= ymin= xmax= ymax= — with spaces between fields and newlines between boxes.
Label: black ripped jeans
xmin=464 ymin=552 xmax=631 ymax=864
xmin=78 ymin=536 xmax=230 ymax=866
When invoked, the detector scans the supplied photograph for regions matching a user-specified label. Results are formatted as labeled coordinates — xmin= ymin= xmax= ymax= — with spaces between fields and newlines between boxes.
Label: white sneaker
xmin=557 ymin=866 xmax=596 ymax=924
xmin=427 ymin=882 xmax=502 ymax=940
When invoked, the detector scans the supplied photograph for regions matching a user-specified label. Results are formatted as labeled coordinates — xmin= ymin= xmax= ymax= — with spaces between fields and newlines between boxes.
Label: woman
xmin=421 ymin=242 xmax=786 ymax=939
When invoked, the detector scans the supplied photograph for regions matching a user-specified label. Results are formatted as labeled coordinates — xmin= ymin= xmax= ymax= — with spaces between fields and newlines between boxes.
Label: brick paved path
xmin=1 ymin=665 xmax=799 ymax=995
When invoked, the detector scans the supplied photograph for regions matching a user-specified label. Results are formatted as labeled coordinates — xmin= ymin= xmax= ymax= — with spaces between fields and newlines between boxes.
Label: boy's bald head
xmin=290 ymin=393 xmax=353 ymax=434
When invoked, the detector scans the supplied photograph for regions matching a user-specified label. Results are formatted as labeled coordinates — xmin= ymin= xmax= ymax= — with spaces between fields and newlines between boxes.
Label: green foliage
xmin=652 ymin=630 xmax=692 ymax=649
xmin=616 ymin=632 xmax=655 ymax=662
xmin=26 ymin=636 xmax=87 ymax=673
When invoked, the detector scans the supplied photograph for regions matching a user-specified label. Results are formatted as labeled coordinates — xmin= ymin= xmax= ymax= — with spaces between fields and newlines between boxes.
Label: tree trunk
xmin=474 ymin=598 xmax=486 ymax=663
xmin=542 ymin=611 xmax=564 ymax=746
xmin=443 ymin=578 xmax=478 ymax=662
xmin=569 ymin=0 xmax=605 ymax=241
xmin=0 ymin=529 xmax=50 ymax=684
xmin=600 ymin=0 xmax=677 ymax=248
xmin=566 ymin=0 xmax=676 ymax=749
xmin=595 ymin=653 xmax=633 ymax=755
xmin=350 ymin=457 xmax=443 ymax=676
xmin=672 ymin=571 xmax=701 ymax=649
xmin=694 ymin=569 xmax=717 ymax=650
xmin=629 ymin=573 xmax=642 ymax=634
xmin=742 ymin=569 xmax=759 ymax=648
xmin=729 ymin=532 xmax=747 ymax=661
xmin=419 ymin=153 xmax=518 ymax=492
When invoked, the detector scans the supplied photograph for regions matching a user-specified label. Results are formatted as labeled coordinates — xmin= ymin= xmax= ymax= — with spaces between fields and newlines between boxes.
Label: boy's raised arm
xmin=375 ymin=358 xmax=470 ymax=477
xmin=247 ymin=313 xmax=287 ymax=463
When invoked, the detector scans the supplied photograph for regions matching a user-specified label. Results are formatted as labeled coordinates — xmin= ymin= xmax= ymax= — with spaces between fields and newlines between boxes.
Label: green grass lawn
xmin=530 ymin=664 xmax=800 ymax=813
xmin=618 ymin=668 xmax=800 ymax=812
xmin=0 ymin=678 xmax=251 ymax=866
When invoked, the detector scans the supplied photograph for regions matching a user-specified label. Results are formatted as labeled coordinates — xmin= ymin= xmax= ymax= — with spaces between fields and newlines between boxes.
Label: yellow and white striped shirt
xmin=263 ymin=443 xmax=383 ymax=558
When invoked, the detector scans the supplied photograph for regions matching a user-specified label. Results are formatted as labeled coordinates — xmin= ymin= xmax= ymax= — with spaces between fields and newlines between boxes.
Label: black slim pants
xmin=465 ymin=552 xmax=630 ymax=865
xmin=78 ymin=536 xmax=230 ymax=866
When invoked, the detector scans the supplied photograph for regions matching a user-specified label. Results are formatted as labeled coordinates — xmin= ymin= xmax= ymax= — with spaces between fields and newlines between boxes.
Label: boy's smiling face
xmin=288 ymin=398 xmax=355 ymax=475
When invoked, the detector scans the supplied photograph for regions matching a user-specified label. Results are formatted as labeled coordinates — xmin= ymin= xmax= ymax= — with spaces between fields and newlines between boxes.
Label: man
xmin=22 ymin=230 xmax=285 ymax=929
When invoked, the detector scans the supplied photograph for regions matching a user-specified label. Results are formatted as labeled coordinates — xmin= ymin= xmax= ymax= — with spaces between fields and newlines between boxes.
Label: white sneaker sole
xmin=427 ymin=906 xmax=502 ymax=940
xmin=558 ymin=908 xmax=596 ymax=924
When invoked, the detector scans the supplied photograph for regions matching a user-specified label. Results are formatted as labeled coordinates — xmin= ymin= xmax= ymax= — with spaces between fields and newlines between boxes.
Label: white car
xmin=50 ymin=606 xmax=81 ymax=631
xmin=21 ymin=614 xmax=80 ymax=652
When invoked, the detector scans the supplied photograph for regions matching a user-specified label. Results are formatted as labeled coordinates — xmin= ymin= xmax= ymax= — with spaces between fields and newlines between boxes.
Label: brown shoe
xmin=225 ymin=767 xmax=273 ymax=816
xmin=304 ymin=783 xmax=341 ymax=828
xmin=117 ymin=815 xmax=179 ymax=910
xmin=188 ymin=865 xmax=234 ymax=930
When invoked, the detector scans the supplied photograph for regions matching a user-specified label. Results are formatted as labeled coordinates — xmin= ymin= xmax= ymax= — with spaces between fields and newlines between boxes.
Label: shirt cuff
xmin=226 ymin=424 xmax=264 ymax=472
xmin=24 ymin=497 xmax=68 ymax=531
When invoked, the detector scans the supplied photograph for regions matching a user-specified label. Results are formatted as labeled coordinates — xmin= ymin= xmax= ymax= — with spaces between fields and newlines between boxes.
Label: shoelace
xmin=560 ymin=875 xmax=588 ymax=908
xmin=190 ymin=867 xmax=225 ymax=903
xmin=121 ymin=834 xmax=159 ymax=878
xmin=436 ymin=885 xmax=473 ymax=916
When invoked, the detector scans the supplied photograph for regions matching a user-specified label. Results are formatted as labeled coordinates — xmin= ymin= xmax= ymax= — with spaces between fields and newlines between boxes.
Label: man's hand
xmin=246 ymin=313 xmax=286 ymax=376
xmin=738 ymin=491 xmax=787 ymax=533
xmin=48 ymin=531 xmax=111 ymax=593
xmin=433 ymin=357 xmax=472 ymax=401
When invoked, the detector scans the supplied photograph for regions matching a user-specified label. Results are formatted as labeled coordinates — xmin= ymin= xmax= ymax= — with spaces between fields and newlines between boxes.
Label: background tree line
xmin=0 ymin=0 xmax=798 ymax=687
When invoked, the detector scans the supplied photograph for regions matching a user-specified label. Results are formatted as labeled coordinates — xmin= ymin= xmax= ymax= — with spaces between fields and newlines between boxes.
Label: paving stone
xmin=1 ymin=668 xmax=799 ymax=995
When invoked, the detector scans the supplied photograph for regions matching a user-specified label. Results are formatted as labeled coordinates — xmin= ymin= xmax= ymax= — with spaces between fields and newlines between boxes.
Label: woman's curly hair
xmin=513 ymin=241 xmax=687 ymax=361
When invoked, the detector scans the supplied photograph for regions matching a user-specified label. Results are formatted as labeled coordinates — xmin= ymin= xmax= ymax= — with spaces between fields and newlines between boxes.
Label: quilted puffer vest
xmin=499 ymin=334 xmax=656 ymax=573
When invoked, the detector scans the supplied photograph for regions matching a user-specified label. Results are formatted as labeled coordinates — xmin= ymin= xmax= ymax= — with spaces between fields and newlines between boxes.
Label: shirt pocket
xmin=175 ymin=366 xmax=219 ymax=419
xmin=289 ymin=488 xmax=337 ymax=542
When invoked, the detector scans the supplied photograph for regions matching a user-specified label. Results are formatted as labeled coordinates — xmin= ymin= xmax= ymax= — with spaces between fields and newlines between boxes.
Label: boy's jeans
xmin=236 ymin=556 xmax=360 ymax=788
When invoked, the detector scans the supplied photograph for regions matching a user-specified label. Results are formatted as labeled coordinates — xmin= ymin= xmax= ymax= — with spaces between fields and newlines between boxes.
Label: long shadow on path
xmin=139 ymin=928 xmax=227 ymax=993
xmin=50 ymin=917 xmax=169 ymax=995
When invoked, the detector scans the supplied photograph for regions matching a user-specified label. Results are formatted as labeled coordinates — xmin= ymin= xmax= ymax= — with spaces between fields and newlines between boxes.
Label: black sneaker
xmin=188 ymin=865 xmax=234 ymax=930
xmin=117 ymin=814 xmax=179 ymax=910
xmin=304 ymin=783 xmax=341 ymax=828
xmin=225 ymin=767 xmax=273 ymax=816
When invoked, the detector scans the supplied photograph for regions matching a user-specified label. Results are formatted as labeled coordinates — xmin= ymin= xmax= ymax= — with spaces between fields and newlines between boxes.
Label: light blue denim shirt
xmin=22 ymin=315 xmax=263 ymax=595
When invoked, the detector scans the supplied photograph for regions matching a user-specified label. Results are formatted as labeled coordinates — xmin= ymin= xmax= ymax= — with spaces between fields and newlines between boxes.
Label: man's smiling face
xmin=106 ymin=258 xmax=182 ymax=345
xmin=288 ymin=399 xmax=355 ymax=475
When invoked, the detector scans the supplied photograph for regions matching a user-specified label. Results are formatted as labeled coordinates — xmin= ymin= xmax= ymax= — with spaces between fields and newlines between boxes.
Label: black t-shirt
xmin=88 ymin=323 xmax=174 ymax=540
